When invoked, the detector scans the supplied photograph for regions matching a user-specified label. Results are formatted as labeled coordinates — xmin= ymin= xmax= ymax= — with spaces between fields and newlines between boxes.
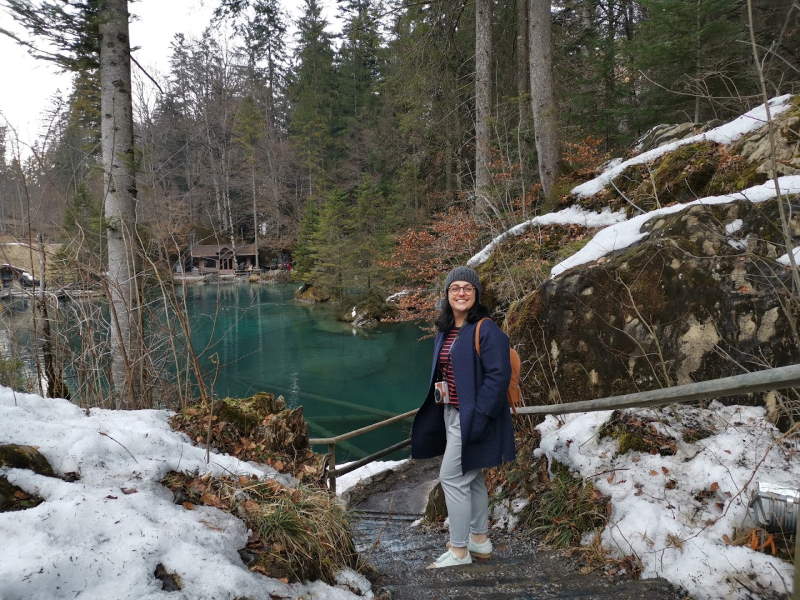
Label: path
xmin=347 ymin=459 xmax=687 ymax=600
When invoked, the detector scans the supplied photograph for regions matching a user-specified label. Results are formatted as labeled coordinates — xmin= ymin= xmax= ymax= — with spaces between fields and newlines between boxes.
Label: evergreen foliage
xmin=288 ymin=0 xmax=338 ymax=197
xmin=3 ymin=0 xmax=799 ymax=305
xmin=632 ymin=0 xmax=752 ymax=125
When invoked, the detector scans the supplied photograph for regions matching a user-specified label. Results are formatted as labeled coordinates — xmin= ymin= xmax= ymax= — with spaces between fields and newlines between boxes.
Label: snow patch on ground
xmin=467 ymin=206 xmax=626 ymax=267
xmin=777 ymin=246 xmax=800 ymax=266
xmin=571 ymin=95 xmax=793 ymax=198
xmin=534 ymin=403 xmax=798 ymax=600
xmin=385 ymin=290 xmax=410 ymax=303
xmin=550 ymin=176 xmax=800 ymax=277
xmin=335 ymin=460 xmax=408 ymax=496
xmin=724 ymin=219 xmax=743 ymax=235
xmin=0 ymin=388 xmax=372 ymax=600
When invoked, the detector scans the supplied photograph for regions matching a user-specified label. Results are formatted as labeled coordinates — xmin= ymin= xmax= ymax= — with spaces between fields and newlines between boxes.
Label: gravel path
xmin=347 ymin=459 xmax=689 ymax=600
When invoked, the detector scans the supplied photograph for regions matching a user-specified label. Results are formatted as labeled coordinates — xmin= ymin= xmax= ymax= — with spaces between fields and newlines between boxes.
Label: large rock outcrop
xmin=504 ymin=196 xmax=799 ymax=424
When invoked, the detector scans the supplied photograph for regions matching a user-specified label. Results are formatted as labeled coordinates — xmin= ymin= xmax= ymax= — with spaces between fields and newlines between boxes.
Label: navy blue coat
xmin=411 ymin=318 xmax=516 ymax=473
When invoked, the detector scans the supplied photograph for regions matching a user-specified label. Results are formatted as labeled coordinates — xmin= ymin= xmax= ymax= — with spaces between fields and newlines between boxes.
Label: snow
xmin=724 ymin=219 xmax=743 ymax=235
xmin=468 ymin=96 xmax=794 ymax=272
xmin=550 ymin=176 xmax=800 ymax=277
xmin=777 ymin=246 xmax=800 ymax=266
xmin=534 ymin=403 xmax=798 ymax=600
xmin=491 ymin=496 xmax=529 ymax=532
xmin=571 ymin=95 xmax=793 ymax=198
xmin=385 ymin=290 xmax=410 ymax=303
xmin=335 ymin=459 xmax=408 ymax=496
xmin=0 ymin=387 xmax=373 ymax=600
xmin=467 ymin=206 xmax=627 ymax=268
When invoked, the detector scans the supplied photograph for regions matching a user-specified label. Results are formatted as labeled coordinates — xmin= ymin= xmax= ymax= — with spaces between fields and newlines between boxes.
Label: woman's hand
xmin=468 ymin=410 xmax=491 ymax=442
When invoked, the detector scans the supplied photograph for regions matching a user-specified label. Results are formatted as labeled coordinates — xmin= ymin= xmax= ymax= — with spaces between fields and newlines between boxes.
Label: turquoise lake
xmin=184 ymin=282 xmax=432 ymax=461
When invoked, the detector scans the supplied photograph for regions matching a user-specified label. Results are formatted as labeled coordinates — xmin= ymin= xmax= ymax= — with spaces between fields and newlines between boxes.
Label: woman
xmin=411 ymin=266 xmax=516 ymax=568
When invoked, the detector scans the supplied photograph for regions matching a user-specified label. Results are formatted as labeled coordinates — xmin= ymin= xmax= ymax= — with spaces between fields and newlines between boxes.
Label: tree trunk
xmin=99 ymin=0 xmax=140 ymax=407
xmin=38 ymin=233 xmax=69 ymax=400
xmin=516 ymin=0 xmax=531 ymax=135
xmin=251 ymin=162 xmax=259 ymax=270
xmin=475 ymin=0 xmax=492 ymax=206
xmin=528 ymin=0 xmax=560 ymax=200
xmin=516 ymin=0 xmax=533 ymax=198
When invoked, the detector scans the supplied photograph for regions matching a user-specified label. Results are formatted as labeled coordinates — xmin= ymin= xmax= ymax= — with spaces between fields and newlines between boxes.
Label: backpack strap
xmin=473 ymin=317 xmax=490 ymax=355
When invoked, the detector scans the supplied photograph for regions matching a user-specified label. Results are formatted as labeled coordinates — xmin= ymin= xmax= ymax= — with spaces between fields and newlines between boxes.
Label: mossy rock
xmin=598 ymin=411 xmax=677 ymax=456
xmin=504 ymin=194 xmax=800 ymax=417
xmin=0 ymin=476 xmax=45 ymax=512
xmin=0 ymin=444 xmax=55 ymax=477
xmin=295 ymin=283 xmax=331 ymax=303
xmin=172 ymin=393 xmax=316 ymax=480
xmin=477 ymin=224 xmax=594 ymax=310
xmin=423 ymin=482 xmax=447 ymax=523
xmin=214 ymin=393 xmax=287 ymax=437
xmin=571 ymin=140 xmax=767 ymax=215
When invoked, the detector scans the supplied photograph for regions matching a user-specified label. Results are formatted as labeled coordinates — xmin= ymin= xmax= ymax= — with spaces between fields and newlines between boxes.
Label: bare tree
xmin=99 ymin=0 xmax=142 ymax=406
xmin=529 ymin=0 xmax=560 ymax=199
xmin=475 ymin=0 xmax=493 ymax=205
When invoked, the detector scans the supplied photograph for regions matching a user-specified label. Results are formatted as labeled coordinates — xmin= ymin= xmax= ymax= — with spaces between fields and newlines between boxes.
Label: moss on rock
xmin=598 ymin=411 xmax=677 ymax=456
xmin=504 ymin=196 xmax=800 ymax=422
xmin=0 ymin=444 xmax=55 ymax=477
xmin=0 ymin=476 xmax=45 ymax=512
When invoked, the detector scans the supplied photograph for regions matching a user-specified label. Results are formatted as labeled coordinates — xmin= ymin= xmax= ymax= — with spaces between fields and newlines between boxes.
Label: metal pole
xmin=794 ymin=513 xmax=799 ymax=600
xmin=328 ymin=442 xmax=337 ymax=496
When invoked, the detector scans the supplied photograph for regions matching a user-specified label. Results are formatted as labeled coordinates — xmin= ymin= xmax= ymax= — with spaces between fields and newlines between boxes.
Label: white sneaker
xmin=426 ymin=548 xmax=472 ymax=569
xmin=468 ymin=537 xmax=492 ymax=559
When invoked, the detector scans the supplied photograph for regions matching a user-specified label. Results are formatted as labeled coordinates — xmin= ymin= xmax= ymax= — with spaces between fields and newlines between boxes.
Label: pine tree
xmin=350 ymin=177 xmax=397 ymax=292
xmin=632 ymin=0 xmax=752 ymax=126
xmin=310 ymin=188 xmax=352 ymax=299
xmin=288 ymin=0 xmax=338 ymax=198
xmin=293 ymin=197 xmax=320 ymax=279
xmin=335 ymin=0 xmax=385 ymax=132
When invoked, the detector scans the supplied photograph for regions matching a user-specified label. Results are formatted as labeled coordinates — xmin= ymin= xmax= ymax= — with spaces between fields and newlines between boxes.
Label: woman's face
xmin=447 ymin=279 xmax=476 ymax=316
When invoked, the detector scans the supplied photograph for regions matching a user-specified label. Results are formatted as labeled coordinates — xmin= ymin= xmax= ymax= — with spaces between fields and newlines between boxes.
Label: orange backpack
xmin=474 ymin=318 xmax=523 ymax=413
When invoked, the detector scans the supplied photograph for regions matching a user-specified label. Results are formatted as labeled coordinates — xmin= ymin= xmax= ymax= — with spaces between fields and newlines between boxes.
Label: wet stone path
xmin=346 ymin=459 xmax=688 ymax=600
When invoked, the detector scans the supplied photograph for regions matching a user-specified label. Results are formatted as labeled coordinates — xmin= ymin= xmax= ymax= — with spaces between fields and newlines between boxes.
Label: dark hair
xmin=435 ymin=299 xmax=490 ymax=332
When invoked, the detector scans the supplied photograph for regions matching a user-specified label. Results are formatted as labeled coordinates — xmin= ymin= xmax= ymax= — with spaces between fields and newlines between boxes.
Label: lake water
xmin=184 ymin=282 xmax=432 ymax=461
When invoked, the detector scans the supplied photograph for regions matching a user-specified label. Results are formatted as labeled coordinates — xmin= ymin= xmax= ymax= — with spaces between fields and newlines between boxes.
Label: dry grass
xmin=162 ymin=472 xmax=361 ymax=583
xmin=518 ymin=460 xmax=609 ymax=548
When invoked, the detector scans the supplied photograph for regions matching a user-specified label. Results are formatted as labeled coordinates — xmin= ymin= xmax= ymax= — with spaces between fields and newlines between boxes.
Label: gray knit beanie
xmin=444 ymin=266 xmax=482 ymax=299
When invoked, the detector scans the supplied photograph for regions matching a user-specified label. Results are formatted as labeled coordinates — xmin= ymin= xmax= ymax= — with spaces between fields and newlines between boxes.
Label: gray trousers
xmin=440 ymin=405 xmax=489 ymax=547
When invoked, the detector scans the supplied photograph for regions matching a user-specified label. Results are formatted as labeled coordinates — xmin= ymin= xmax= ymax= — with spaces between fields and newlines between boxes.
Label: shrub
xmin=519 ymin=460 xmax=609 ymax=548
xmin=162 ymin=472 xmax=359 ymax=584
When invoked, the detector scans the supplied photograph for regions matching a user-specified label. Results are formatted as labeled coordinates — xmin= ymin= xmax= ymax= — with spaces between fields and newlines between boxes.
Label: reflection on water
xmin=0 ymin=283 xmax=432 ymax=461
xmin=0 ymin=297 xmax=40 ymax=387
xmin=185 ymin=282 xmax=432 ymax=461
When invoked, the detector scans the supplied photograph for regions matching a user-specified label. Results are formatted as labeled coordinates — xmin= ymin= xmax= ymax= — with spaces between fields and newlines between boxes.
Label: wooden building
xmin=0 ymin=263 xmax=36 ymax=289
xmin=189 ymin=244 xmax=258 ymax=274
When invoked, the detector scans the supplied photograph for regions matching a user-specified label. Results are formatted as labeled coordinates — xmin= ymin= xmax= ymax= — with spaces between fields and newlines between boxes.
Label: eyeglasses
xmin=448 ymin=285 xmax=475 ymax=295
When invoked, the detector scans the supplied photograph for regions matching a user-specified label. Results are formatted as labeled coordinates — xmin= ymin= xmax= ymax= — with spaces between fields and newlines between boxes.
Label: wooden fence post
xmin=328 ymin=442 xmax=337 ymax=496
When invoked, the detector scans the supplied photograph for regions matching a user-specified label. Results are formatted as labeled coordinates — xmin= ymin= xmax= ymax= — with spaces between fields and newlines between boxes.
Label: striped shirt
xmin=437 ymin=327 xmax=460 ymax=407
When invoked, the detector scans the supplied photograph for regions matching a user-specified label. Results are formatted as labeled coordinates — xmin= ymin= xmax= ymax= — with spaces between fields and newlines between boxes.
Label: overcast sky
xmin=0 ymin=0 xmax=339 ymax=159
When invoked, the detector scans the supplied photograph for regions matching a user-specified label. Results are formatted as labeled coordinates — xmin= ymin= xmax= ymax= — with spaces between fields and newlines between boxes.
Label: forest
xmin=0 ymin=0 xmax=798 ymax=406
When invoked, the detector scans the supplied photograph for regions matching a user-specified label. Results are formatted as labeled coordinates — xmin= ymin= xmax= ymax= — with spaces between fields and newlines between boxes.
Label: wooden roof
xmin=190 ymin=244 xmax=257 ymax=258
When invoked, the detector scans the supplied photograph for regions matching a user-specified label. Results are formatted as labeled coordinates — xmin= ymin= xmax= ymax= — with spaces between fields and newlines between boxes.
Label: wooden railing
xmin=310 ymin=408 xmax=418 ymax=495
xmin=311 ymin=363 xmax=800 ymax=598
xmin=310 ymin=363 xmax=800 ymax=492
